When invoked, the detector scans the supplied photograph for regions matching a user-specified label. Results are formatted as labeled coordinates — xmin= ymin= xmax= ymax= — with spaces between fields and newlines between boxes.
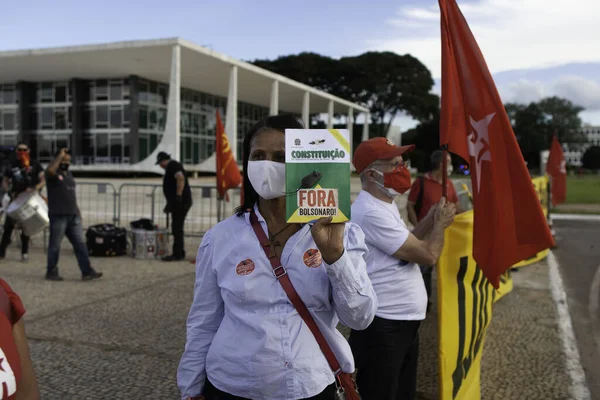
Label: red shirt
xmin=0 ymin=278 xmax=25 ymax=400
xmin=408 ymin=173 xmax=458 ymax=221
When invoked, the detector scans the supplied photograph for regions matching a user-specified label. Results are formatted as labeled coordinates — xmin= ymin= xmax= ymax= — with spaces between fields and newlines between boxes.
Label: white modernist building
xmin=563 ymin=126 xmax=600 ymax=167
xmin=0 ymin=38 xmax=370 ymax=174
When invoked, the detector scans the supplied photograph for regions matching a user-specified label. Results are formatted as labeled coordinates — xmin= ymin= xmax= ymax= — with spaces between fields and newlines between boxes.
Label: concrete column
xmin=302 ymin=91 xmax=310 ymax=127
xmin=166 ymin=44 xmax=181 ymax=161
xmin=225 ymin=65 xmax=238 ymax=160
xmin=327 ymin=100 xmax=334 ymax=129
xmin=362 ymin=112 xmax=370 ymax=142
xmin=346 ymin=108 xmax=354 ymax=135
xmin=128 ymin=75 xmax=140 ymax=163
xmin=269 ymin=80 xmax=279 ymax=116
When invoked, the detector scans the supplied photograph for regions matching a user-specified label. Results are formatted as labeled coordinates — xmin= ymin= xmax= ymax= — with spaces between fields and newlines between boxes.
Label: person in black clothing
xmin=45 ymin=148 xmax=103 ymax=281
xmin=156 ymin=152 xmax=192 ymax=261
xmin=0 ymin=143 xmax=45 ymax=262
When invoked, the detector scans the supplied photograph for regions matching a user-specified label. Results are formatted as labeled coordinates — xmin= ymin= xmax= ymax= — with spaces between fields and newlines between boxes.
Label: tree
xmin=251 ymin=51 xmax=438 ymax=137
xmin=506 ymin=96 xmax=587 ymax=168
xmin=338 ymin=52 xmax=439 ymax=137
xmin=582 ymin=146 xmax=600 ymax=170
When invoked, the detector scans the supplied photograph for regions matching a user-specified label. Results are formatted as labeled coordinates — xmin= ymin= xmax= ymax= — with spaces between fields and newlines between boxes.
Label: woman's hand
xmin=310 ymin=217 xmax=345 ymax=264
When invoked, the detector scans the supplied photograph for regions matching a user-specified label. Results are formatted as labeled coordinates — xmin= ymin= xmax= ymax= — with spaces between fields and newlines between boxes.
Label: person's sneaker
xmin=161 ymin=254 xmax=184 ymax=262
xmin=21 ymin=254 xmax=28 ymax=263
xmin=82 ymin=270 xmax=103 ymax=281
xmin=45 ymin=269 xmax=64 ymax=281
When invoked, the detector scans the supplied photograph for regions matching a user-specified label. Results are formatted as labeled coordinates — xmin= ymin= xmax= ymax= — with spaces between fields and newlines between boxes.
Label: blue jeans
xmin=47 ymin=215 xmax=92 ymax=275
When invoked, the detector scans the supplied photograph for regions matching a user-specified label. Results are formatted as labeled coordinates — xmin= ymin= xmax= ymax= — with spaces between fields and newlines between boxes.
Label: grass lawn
xmin=565 ymin=175 xmax=600 ymax=204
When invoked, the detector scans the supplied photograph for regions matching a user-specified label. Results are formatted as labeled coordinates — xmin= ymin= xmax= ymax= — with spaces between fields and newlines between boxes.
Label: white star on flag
xmin=467 ymin=113 xmax=495 ymax=193
xmin=559 ymin=160 xmax=566 ymax=174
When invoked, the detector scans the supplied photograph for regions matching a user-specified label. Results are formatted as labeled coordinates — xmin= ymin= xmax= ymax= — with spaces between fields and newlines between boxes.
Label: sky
xmin=2 ymin=0 xmax=599 ymax=131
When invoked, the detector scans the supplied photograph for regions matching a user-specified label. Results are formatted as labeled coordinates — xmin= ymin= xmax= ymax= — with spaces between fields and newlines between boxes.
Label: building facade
xmin=0 ymin=38 xmax=370 ymax=173
xmin=564 ymin=126 xmax=600 ymax=167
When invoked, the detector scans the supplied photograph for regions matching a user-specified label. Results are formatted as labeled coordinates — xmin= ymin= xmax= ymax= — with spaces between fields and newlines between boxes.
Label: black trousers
xmin=349 ymin=317 xmax=421 ymax=400
xmin=170 ymin=202 xmax=191 ymax=258
xmin=0 ymin=216 xmax=29 ymax=256
xmin=203 ymin=379 xmax=336 ymax=400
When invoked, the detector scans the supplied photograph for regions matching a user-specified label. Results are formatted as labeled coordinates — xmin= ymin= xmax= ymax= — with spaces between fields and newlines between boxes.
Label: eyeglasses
xmin=16 ymin=148 xmax=28 ymax=152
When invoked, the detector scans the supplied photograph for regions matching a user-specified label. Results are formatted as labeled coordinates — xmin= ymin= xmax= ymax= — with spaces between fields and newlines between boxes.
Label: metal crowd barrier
xmin=68 ymin=179 xmax=472 ymax=238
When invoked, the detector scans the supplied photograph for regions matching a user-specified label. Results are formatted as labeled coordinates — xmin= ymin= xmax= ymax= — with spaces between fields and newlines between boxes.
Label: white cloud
xmin=499 ymin=76 xmax=600 ymax=111
xmin=552 ymin=76 xmax=600 ymax=110
xmin=366 ymin=0 xmax=600 ymax=78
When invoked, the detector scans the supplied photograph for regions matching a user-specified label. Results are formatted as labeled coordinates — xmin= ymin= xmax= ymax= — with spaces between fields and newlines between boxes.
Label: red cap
xmin=353 ymin=137 xmax=415 ymax=173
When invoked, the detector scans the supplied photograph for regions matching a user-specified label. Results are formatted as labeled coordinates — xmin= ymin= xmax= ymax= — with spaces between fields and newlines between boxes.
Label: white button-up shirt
xmin=177 ymin=205 xmax=377 ymax=400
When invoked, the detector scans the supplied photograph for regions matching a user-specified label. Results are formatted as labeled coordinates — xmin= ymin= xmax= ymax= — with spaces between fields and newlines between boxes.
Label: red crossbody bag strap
xmin=249 ymin=210 xmax=360 ymax=400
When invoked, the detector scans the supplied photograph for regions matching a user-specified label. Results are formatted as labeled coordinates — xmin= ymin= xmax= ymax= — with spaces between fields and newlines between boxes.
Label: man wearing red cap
xmin=349 ymin=137 xmax=456 ymax=400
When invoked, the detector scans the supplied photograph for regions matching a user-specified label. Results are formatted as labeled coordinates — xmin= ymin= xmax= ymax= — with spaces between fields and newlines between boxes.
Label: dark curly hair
xmin=234 ymin=114 xmax=305 ymax=216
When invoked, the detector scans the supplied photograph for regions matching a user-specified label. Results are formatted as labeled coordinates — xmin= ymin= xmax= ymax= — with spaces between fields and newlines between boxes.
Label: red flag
xmin=439 ymin=0 xmax=554 ymax=288
xmin=216 ymin=110 xmax=242 ymax=201
xmin=546 ymin=135 xmax=567 ymax=206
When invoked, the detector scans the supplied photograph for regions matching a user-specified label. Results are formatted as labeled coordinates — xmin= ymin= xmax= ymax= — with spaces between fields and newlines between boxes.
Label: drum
xmin=130 ymin=228 xmax=168 ymax=260
xmin=6 ymin=191 xmax=49 ymax=237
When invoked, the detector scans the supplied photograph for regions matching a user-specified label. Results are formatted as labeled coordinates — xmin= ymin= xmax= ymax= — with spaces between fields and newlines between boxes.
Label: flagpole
xmin=441 ymin=144 xmax=448 ymax=198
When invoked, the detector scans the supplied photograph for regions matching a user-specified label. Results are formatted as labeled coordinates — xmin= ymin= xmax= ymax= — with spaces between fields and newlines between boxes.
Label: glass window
xmin=41 ymin=107 xmax=53 ymax=129
xmin=55 ymin=85 xmax=67 ymax=102
xmin=139 ymin=137 xmax=148 ymax=160
xmin=55 ymin=108 xmax=67 ymax=130
xmin=110 ymin=84 xmax=122 ymax=101
xmin=149 ymin=108 xmax=158 ymax=130
xmin=158 ymin=85 xmax=167 ymax=105
xmin=123 ymin=104 xmax=130 ymax=125
xmin=185 ymin=137 xmax=192 ymax=160
xmin=3 ymin=112 xmax=15 ymax=131
xmin=96 ymin=105 xmax=108 ymax=128
xmin=149 ymin=134 xmax=158 ymax=154
xmin=37 ymin=135 xmax=53 ymax=161
xmin=138 ymin=81 xmax=149 ymax=102
xmin=95 ymin=80 xmax=108 ymax=101
xmin=56 ymin=136 xmax=69 ymax=152
xmin=96 ymin=133 xmax=109 ymax=157
xmin=139 ymin=105 xmax=148 ymax=129
xmin=110 ymin=107 xmax=122 ymax=128
xmin=2 ymin=89 xmax=15 ymax=104
xmin=193 ymin=138 xmax=200 ymax=163
xmin=40 ymin=83 xmax=53 ymax=103
xmin=83 ymin=134 xmax=94 ymax=157
xmin=158 ymin=109 xmax=166 ymax=131
xmin=110 ymin=134 xmax=123 ymax=160
xmin=123 ymin=83 xmax=130 ymax=100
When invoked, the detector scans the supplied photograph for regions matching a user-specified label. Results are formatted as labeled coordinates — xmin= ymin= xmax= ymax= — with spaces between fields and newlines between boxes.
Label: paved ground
xmin=553 ymin=219 xmax=600 ymax=399
xmin=0 ymin=236 xmax=576 ymax=399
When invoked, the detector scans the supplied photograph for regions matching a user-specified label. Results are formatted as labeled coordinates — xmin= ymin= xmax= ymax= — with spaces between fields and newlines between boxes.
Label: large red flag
xmin=215 ymin=110 xmax=242 ymax=201
xmin=439 ymin=0 xmax=554 ymax=288
xmin=546 ymin=135 xmax=567 ymax=206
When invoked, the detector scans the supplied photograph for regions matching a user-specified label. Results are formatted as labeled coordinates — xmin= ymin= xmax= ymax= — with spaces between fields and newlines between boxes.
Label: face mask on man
xmin=447 ymin=164 xmax=453 ymax=176
xmin=247 ymin=160 xmax=286 ymax=200
xmin=372 ymin=166 xmax=412 ymax=197
xmin=59 ymin=163 xmax=70 ymax=171
xmin=17 ymin=151 xmax=30 ymax=168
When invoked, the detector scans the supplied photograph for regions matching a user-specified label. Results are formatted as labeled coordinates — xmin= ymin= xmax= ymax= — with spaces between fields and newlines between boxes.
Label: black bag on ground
xmin=130 ymin=218 xmax=155 ymax=231
xmin=86 ymin=224 xmax=127 ymax=257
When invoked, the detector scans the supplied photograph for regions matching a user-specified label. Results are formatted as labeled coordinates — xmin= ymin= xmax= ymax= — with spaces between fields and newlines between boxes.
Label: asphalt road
xmin=553 ymin=218 xmax=600 ymax=399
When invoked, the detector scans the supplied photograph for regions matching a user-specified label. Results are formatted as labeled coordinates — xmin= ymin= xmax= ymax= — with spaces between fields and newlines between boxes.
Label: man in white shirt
xmin=349 ymin=137 xmax=456 ymax=400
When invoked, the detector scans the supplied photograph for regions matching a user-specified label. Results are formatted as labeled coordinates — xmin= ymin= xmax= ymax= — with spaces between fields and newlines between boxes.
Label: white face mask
xmin=371 ymin=170 xmax=399 ymax=198
xmin=447 ymin=164 xmax=453 ymax=176
xmin=247 ymin=160 xmax=286 ymax=200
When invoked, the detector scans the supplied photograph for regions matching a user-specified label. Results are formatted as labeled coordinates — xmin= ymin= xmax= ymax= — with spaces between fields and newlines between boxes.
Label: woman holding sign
xmin=177 ymin=114 xmax=377 ymax=400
